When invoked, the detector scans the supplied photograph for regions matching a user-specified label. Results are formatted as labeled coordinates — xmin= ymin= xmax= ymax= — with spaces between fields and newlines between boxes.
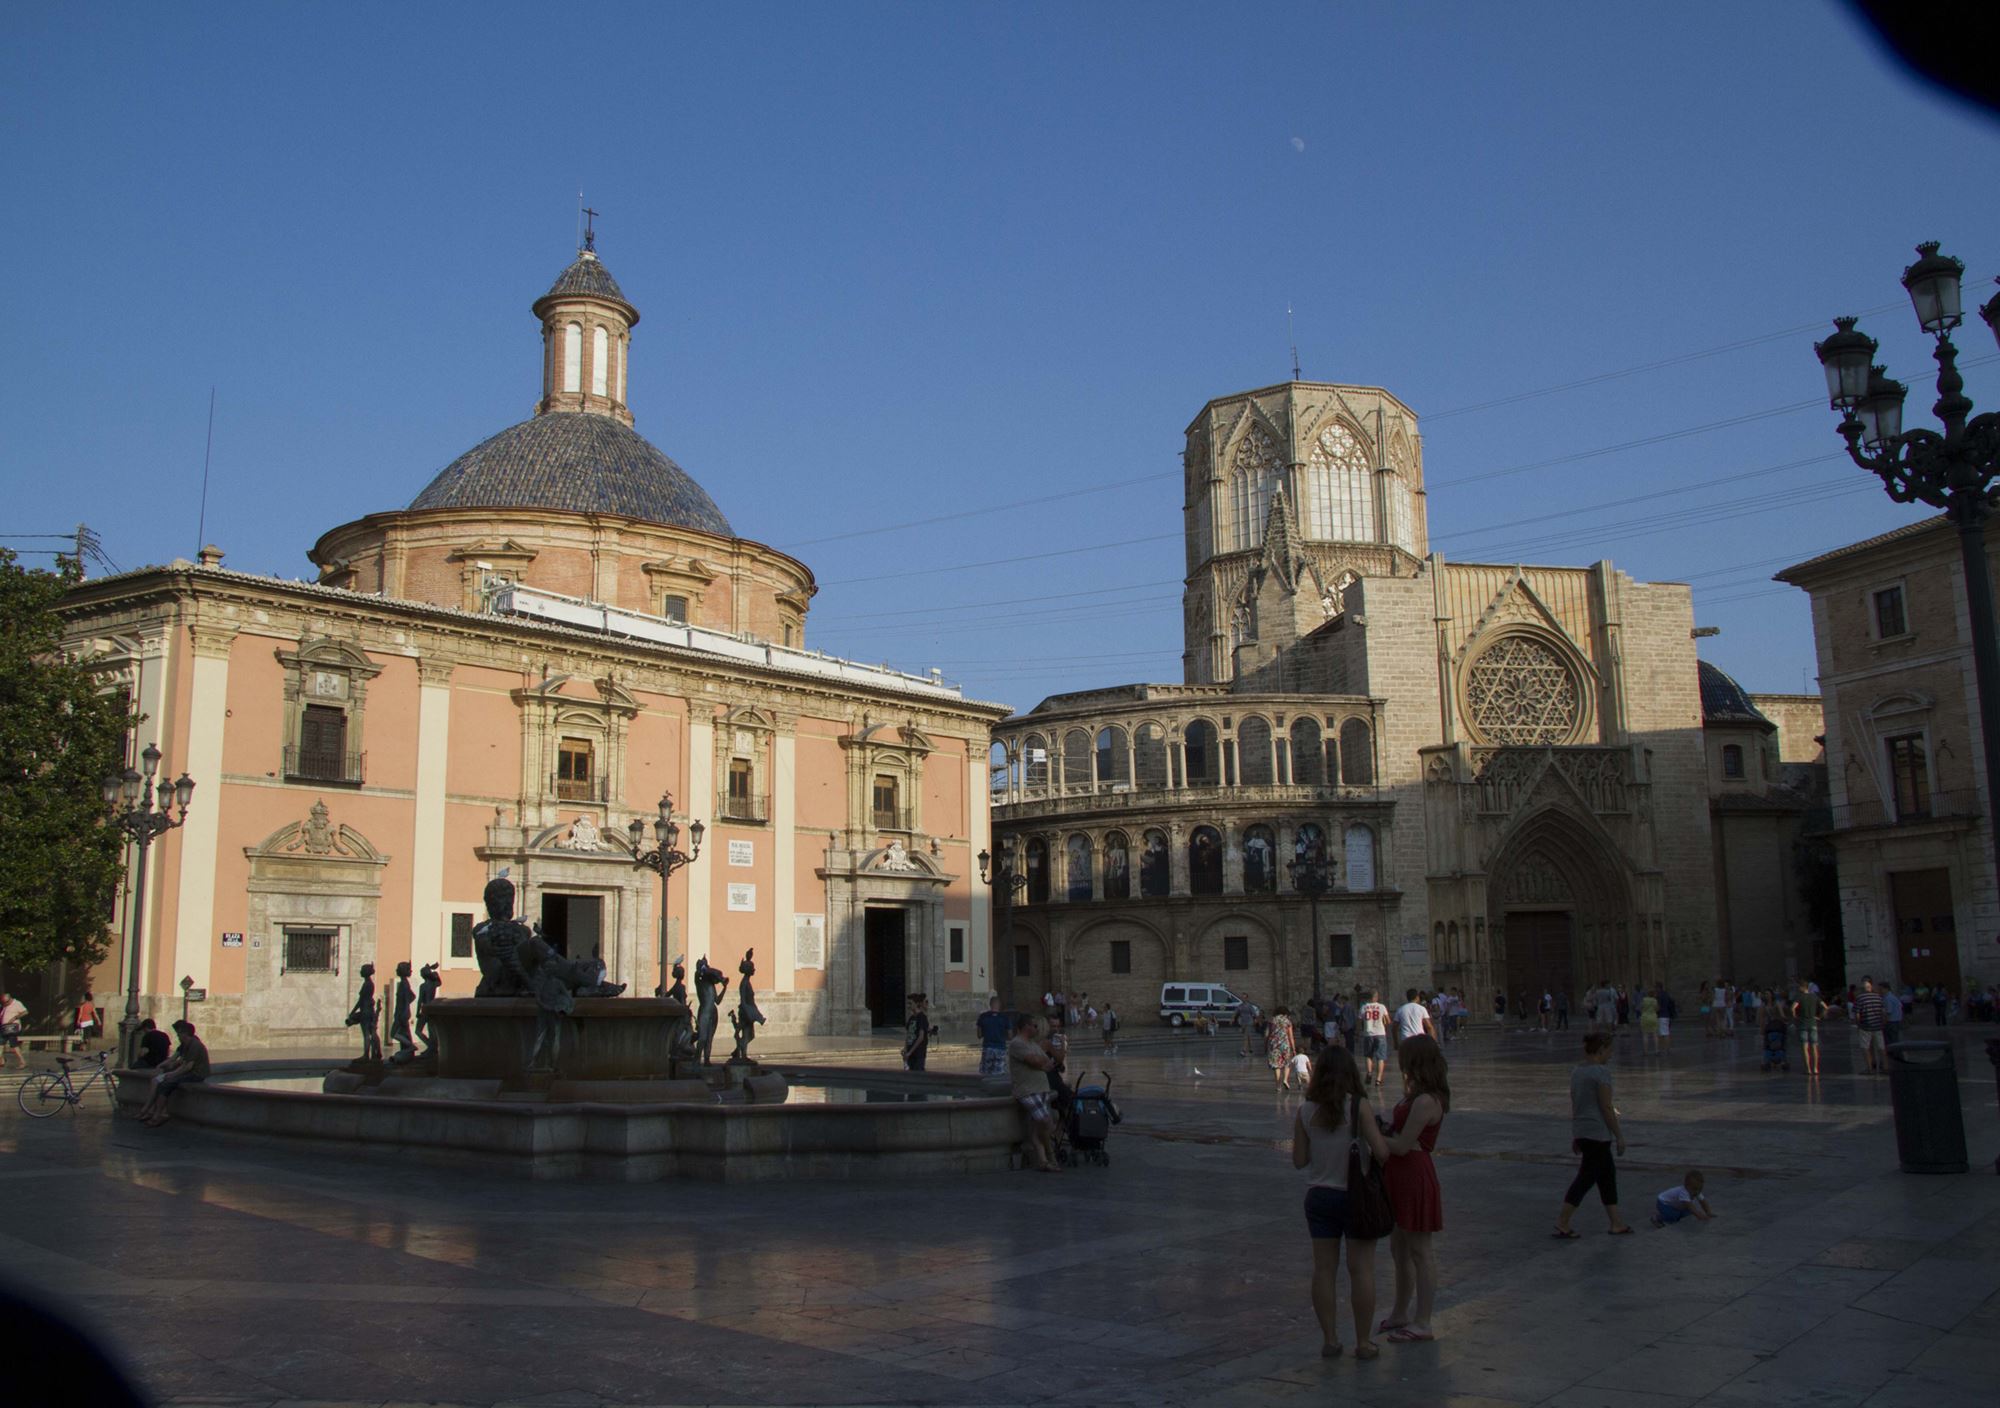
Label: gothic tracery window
xmin=1301 ymin=423 xmax=1375 ymax=542
xmin=1229 ymin=425 xmax=1283 ymax=552
xmin=1465 ymin=635 xmax=1583 ymax=746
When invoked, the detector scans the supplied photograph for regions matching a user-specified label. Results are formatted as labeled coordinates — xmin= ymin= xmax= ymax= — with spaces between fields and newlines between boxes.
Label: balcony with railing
xmin=716 ymin=790 xmax=769 ymax=823
xmin=551 ymin=775 xmax=610 ymax=803
xmin=1828 ymin=786 xmax=1982 ymax=833
xmin=284 ymin=745 xmax=365 ymax=787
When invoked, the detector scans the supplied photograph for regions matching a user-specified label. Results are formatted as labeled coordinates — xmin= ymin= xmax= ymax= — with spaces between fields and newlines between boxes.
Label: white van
xmin=1158 ymin=982 xmax=1247 ymax=1027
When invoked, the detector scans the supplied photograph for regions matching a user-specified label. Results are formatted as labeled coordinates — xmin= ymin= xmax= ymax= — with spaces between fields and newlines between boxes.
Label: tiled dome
xmin=409 ymin=413 xmax=730 ymax=535
xmin=532 ymin=251 xmax=638 ymax=324
xmin=1698 ymin=660 xmax=1770 ymax=727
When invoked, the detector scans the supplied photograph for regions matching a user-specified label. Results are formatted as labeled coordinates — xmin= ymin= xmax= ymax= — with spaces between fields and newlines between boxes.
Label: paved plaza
xmin=3 ymin=1023 xmax=1997 ymax=1408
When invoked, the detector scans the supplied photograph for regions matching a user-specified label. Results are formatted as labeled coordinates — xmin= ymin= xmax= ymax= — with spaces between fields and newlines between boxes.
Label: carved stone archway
xmin=1482 ymin=805 xmax=1634 ymax=1014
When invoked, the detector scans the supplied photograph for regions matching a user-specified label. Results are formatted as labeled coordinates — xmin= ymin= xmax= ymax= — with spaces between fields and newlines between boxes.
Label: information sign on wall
xmin=795 ymin=914 xmax=826 ymax=969
xmin=220 ymin=932 xmax=244 ymax=949
xmin=727 ymin=883 xmax=756 ymax=912
xmin=728 ymin=839 xmax=754 ymax=867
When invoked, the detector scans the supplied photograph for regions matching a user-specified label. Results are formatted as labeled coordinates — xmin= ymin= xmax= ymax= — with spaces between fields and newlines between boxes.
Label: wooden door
xmin=1888 ymin=869 xmax=1962 ymax=992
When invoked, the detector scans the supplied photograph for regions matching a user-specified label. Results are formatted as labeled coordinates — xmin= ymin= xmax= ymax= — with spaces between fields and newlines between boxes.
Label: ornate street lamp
xmin=101 ymin=742 xmax=195 ymax=1067
xmin=1816 ymin=241 xmax=2000 ymax=917
xmin=629 ymin=793 xmax=704 ymax=999
xmin=978 ymin=837 xmax=1031 ymax=1001
xmin=1287 ymin=853 xmax=1334 ymax=1004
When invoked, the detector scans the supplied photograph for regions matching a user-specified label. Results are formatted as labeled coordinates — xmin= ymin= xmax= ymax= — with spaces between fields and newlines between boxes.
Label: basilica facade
xmin=991 ymin=380 xmax=1764 ymax=1019
xmin=60 ymin=244 xmax=1007 ymax=1047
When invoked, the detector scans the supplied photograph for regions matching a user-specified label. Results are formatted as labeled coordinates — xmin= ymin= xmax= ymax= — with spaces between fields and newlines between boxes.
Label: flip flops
xmin=1387 ymin=1328 xmax=1435 ymax=1343
xmin=1608 ymin=1226 xmax=1635 ymax=1235
xmin=1551 ymin=1227 xmax=1581 ymax=1239
xmin=1353 ymin=1343 xmax=1381 ymax=1360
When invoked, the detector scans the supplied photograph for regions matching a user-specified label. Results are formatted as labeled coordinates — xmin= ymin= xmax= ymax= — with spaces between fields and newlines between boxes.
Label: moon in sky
xmin=1290 ymin=136 xmax=1305 ymax=152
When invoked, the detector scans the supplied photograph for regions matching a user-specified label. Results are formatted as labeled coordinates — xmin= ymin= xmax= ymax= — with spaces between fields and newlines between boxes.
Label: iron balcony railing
xmin=717 ymin=790 xmax=769 ymax=822
xmin=284 ymin=744 xmax=365 ymax=786
xmin=551 ymin=775 xmax=610 ymax=803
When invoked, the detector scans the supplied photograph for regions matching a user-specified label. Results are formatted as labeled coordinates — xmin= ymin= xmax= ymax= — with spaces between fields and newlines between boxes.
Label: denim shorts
xmin=1305 ymin=1185 xmax=1349 ymax=1239
xmin=1364 ymin=1035 xmax=1388 ymax=1061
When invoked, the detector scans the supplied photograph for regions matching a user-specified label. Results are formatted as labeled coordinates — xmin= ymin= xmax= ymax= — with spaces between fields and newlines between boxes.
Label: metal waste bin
xmin=1887 ymin=1040 xmax=1968 ymax=1174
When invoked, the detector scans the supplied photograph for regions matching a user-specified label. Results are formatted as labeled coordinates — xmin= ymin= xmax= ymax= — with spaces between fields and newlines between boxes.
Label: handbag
xmin=1344 ymin=1093 xmax=1396 ymax=1239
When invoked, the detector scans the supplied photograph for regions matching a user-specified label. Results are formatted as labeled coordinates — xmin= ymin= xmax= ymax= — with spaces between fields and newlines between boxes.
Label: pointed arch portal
xmin=1485 ymin=807 xmax=1634 ymax=1010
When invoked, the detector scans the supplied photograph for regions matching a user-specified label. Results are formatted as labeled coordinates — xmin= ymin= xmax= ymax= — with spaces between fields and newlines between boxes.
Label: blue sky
xmin=4 ymin=3 xmax=1997 ymax=711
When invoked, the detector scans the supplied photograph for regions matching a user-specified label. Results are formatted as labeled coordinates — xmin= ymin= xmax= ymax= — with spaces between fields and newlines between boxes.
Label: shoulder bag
xmin=1344 ymin=1093 xmax=1396 ymax=1240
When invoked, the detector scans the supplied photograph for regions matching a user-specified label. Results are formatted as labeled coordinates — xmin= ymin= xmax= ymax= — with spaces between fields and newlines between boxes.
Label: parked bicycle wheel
xmin=18 ymin=1073 xmax=71 ymax=1118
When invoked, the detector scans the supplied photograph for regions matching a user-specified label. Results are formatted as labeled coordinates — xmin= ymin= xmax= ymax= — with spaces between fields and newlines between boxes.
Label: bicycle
xmin=17 ymin=1051 xmax=118 ymax=1118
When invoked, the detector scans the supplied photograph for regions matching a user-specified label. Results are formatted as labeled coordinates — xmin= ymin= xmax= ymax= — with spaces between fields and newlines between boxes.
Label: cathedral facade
xmin=991 ymin=380 xmax=1732 ymax=1018
xmin=60 ymin=245 xmax=1007 ymax=1047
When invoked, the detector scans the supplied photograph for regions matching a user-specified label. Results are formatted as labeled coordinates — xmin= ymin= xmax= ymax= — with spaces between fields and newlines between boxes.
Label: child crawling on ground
xmin=1651 ymin=1170 xmax=1717 ymax=1228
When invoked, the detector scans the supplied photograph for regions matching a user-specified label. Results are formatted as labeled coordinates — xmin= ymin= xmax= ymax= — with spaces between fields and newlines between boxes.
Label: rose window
xmin=1465 ymin=636 xmax=1581 ymax=745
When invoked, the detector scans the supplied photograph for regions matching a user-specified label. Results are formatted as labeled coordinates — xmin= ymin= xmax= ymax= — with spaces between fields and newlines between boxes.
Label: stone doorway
xmin=540 ymin=893 xmax=602 ymax=960
xmin=864 ymin=907 xmax=908 ymax=1029
xmin=1888 ymin=868 xmax=1960 ymax=993
xmin=1502 ymin=909 xmax=1574 ymax=1013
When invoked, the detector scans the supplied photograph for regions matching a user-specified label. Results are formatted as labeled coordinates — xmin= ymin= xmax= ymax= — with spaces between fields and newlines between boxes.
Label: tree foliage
xmin=0 ymin=549 xmax=129 ymax=975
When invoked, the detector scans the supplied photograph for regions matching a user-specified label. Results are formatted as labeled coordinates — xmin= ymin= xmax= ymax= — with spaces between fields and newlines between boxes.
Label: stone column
xmin=1170 ymin=822 xmax=1190 ymax=898
xmin=1222 ymin=821 xmax=1243 ymax=895
xmin=408 ymin=659 xmax=454 ymax=975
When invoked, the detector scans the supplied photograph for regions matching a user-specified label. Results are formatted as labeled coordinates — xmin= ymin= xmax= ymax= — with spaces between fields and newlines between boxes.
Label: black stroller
xmin=1057 ymin=1072 xmax=1121 ymax=1167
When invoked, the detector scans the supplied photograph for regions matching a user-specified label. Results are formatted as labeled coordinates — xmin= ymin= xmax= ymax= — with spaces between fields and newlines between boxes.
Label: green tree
xmin=0 ymin=548 xmax=129 ymax=976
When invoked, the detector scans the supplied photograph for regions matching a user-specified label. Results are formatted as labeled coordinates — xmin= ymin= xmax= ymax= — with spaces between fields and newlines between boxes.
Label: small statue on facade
xmin=346 ymin=962 xmax=382 ymax=1061
xmin=387 ymin=960 xmax=418 ymax=1063
xmin=728 ymin=947 xmax=766 ymax=1063
xmin=415 ymin=962 xmax=441 ymax=1048
xmin=693 ymin=957 xmax=729 ymax=1066
xmin=473 ymin=876 xmax=534 ymax=998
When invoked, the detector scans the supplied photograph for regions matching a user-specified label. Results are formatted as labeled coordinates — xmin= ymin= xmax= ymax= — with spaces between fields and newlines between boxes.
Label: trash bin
xmin=1886 ymin=1040 xmax=1968 ymax=1174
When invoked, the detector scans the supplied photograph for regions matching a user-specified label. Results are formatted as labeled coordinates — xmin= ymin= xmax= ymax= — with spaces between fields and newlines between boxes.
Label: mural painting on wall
xmin=1295 ymin=823 xmax=1327 ymax=867
xmin=1243 ymin=825 xmax=1275 ymax=893
xmin=1190 ymin=826 xmax=1223 ymax=895
xmin=1104 ymin=832 xmax=1131 ymax=900
xmin=1140 ymin=829 xmax=1169 ymax=897
xmin=1066 ymin=835 xmax=1093 ymax=901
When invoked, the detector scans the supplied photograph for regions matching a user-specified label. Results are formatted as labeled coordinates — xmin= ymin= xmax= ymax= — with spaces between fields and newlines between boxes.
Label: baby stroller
xmin=1058 ymin=1073 xmax=1121 ymax=1167
xmin=1761 ymin=1018 xmax=1790 ymax=1072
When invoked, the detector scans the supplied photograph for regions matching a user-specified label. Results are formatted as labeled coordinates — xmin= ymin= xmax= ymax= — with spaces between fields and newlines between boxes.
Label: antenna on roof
xmin=195 ymin=386 xmax=216 ymax=554
xmin=1287 ymin=304 xmax=1301 ymax=382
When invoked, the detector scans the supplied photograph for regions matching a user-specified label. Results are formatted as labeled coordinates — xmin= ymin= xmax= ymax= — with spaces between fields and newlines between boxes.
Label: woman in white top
xmin=1293 ymin=1044 xmax=1394 ymax=1360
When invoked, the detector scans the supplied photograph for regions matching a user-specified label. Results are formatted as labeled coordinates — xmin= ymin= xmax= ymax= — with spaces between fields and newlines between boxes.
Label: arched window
xmin=1189 ymin=825 xmax=1223 ymax=895
xmin=1345 ymin=824 xmax=1376 ymax=892
xmin=1237 ymin=716 xmax=1274 ymax=785
xmin=1022 ymin=733 xmax=1050 ymax=792
xmin=1096 ymin=725 xmax=1130 ymax=788
xmin=1103 ymin=831 xmax=1131 ymax=900
xmin=616 ymin=335 xmax=627 ymax=402
xmin=1025 ymin=837 xmax=1049 ymax=904
xmin=1290 ymin=717 xmax=1324 ymax=784
xmin=1184 ymin=719 xmax=1219 ymax=787
xmin=1062 ymin=728 xmax=1093 ymax=791
xmin=1139 ymin=829 xmax=1170 ymax=897
xmin=592 ymin=325 xmax=609 ymax=396
xmin=1385 ymin=474 xmax=1415 ymax=554
xmin=1300 ymin=422 xmax=1375 ymax=542
xmin=1722 ymin=744 xmax=1745 ymax=779
xmin=989 ymin=740 xmax=1013 ymax=798
xmin=1242 ymin=824 xmax=1276 ymax=893
xmin=1134 ymin=723 xmax=1169 ymax=789
xmin=1066 ymin=834 xmax=1093 ymax=901
xmin=1339 ymin=718 xmax=1374 ymax=786
xmin=563 ymin=322 xmax=582 ymax=393
xmin=1229 ymin=425 xmax=1283 ymax=552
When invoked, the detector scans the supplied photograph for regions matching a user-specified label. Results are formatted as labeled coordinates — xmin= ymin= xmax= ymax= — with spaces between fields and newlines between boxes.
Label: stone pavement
xmin=2 ymin=1020 xmax=1996 ymax=1408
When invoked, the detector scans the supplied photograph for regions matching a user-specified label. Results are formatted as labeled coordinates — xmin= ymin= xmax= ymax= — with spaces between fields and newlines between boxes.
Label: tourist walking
xmin=1553 ymin=1033 xmax=1632 ymax=1237
xmin=1358 ymin=991 xmax=1391 ymax=1087
xmin=1792 ymin=981 xmax=1825 ymax=1076
xmin=1292 ymin=1045 xmax=1393 ymax=1360
xmin=1881 ymin=984 xmax=1904 ymax=1046
xmin=73 ymin=990 xmax=101 ymax=1050
xmin=1853 ymin=977 xmax=1887 ymax=1073
xmin=1240 ymin=995 xmax=1263 ymax=1057
xmin=1 ymin=991 xmax=28 ymax=1069
xmin=1393 ymin=989 xmax=1435 ymax=1048
xmin=1268 ymin=1007 xmax=1299 ymax=1090
xmin=1639 ymin=988 xmax=1660 ymax=1056
xmin=903 ymin=992 xmax=934 ymax=1071
xmin=1656 ymin=984 xmax=1675 ymax=1053
xmin=1100 ymin=1000 xmax=1118 ymax=1053
xmin=1379 ymin=1035 xmax=1448 ymax=1344
xmin=1007 ymin=1014 xmax=1059 ymax=1172
xmin=976 ymin=994 xmax=1011 ymax=1078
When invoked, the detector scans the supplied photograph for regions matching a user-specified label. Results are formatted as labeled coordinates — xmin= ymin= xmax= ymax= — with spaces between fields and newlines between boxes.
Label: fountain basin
xmin=114 ymin=1061 xmax=1022 ymax=1181
xmin=425 ymin=996 xmax=692 ymax=1085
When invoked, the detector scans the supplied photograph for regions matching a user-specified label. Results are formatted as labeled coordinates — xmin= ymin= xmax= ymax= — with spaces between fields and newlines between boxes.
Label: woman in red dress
xmin=1379 ymin=1033 xmax=1448 ymax=1343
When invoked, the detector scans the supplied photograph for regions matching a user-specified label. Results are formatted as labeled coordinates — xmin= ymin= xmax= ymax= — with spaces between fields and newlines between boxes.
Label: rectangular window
xmin=296 ymin=704 xmax=349 ymax=781
xmin=661 ymin=594 xmax=688 ymax=623
xmin=1223 ymin=936 xmax=1249 ymax=970
xmin=1327 ymin=933 xmax=1355 ymax=968
xmin=948 ymin=925 xmax=966 ymax=966
xmin=1722 ymin=744 xmax=1745 ymax=779
xmin=283 ymin=926 xmax=338 ymax=975
xmin=728 ymin=758 xmax=753 ymax=800
xmin=1014 ymin=944 xmax=1031 ymax=978
xmin=449 ymin=912 xmax=474 ymax=960
xmin=1110 ymin=940 xmax=1131 ymax=974
xmin=1886 ymin=733 xmax=1931 ymax=820
xmin=872 ymin=774 xmax=900 ymax=829
xmin=556 ymin=737 xmax=594 ymax=800
xmin=1873 ymin=585 xmax=1907 ymax=639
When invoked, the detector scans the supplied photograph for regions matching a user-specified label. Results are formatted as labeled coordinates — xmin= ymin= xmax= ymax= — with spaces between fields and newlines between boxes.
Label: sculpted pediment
xmin=247 ymin=800 xmax=387 ymax=864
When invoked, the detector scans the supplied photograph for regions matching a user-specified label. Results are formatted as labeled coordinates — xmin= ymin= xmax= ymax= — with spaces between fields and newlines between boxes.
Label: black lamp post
xmin=628 ymin=793 xmax=704 ymax=999
xmin=1816 ymin=243 xmax=2000 ymax=907
xmin=1288 ymin=854 xmax=1333 ymax=1004
xmin=977 ymin=838 xmax=1031 ymax=1000
xmin=100 ymin=742 xmax=195 ymax=1068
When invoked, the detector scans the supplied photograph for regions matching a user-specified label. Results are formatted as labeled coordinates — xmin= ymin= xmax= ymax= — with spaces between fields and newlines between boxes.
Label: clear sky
xmin=4 ymin=3 xmax=1997 ymax=713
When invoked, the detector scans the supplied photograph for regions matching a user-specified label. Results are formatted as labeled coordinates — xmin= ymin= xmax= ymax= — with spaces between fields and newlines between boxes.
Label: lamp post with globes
xmin=977 ymin=838 xmax=1031 ymax=1002
xmin=101 ymin=743 xmax=196 ymax=1068
xmin=628 ymin=793 xmax=704 ymax=998
xmin=1287 ymin=853 xmax=1334 ymax=1005
xmin=1815 ymin=245 xmax=2000 ymax=895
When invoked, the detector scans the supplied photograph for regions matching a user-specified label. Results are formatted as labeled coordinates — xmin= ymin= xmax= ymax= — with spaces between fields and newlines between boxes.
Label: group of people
xmin=1000 ymin=999 xmax=1110 ymax=1172
xmin=1036 ymin=988 xmax=1119 ymax=1052
xmin=1243 ymin=987 xmax=1459 ymax=1092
